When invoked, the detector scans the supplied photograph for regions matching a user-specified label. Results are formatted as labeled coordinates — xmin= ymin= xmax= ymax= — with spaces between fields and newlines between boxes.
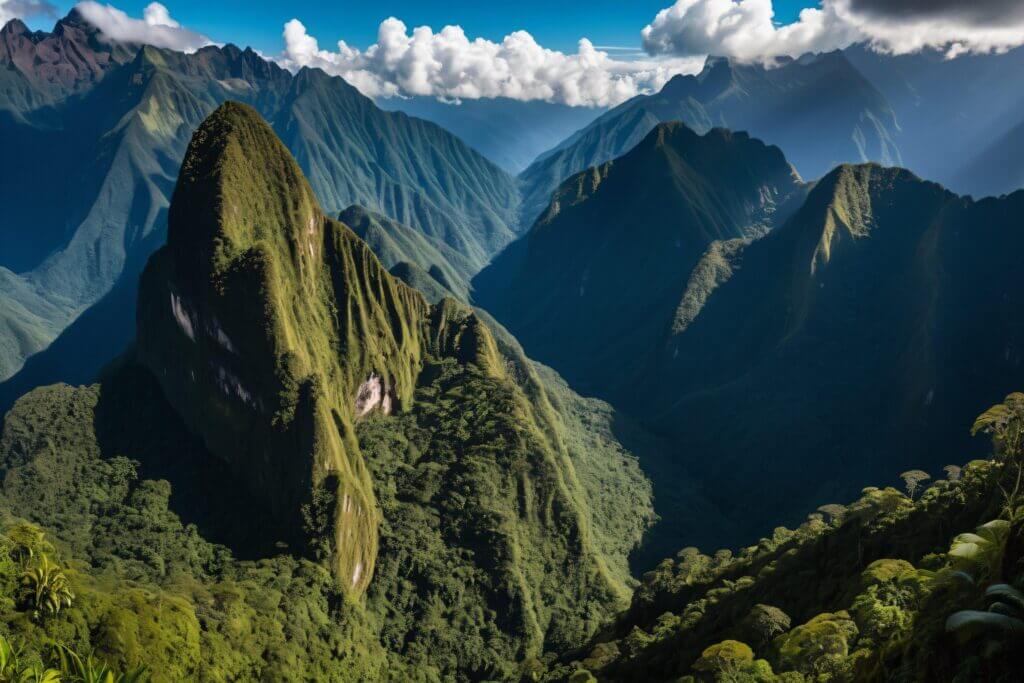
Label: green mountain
xmin=339 ymin=204 xmax=476 ymax=302
xmin=0 ymin=101 xmax=662 ymax=680
xmin=272 ymin=67 xmax=520 ymax=266
xmin=519 ymin=51 xmax=899 ymax=226
xmin=477 ymin=122 xmax=806 ymax=399
xmin=637 ymin=164 xmax=1024 ymax=542
xmin=0 ymin=12 xmax=518 ymax=390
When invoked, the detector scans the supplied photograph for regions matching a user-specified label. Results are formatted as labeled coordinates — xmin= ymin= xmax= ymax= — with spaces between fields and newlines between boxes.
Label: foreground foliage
xmin=538 ymin=395 xmax=1024 ymax=681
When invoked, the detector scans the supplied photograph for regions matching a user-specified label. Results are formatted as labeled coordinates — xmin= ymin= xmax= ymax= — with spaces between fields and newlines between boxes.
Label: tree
xmin=900 ymin=470 xmax=931 ymax=500
xmin=741 ymin=604 xmax=792 ymax=646
xmin=817 ymin=504 xmax=847 ymax=525
xmin=693 ymin=640 xmax=754 ymax=673
xmin=972 ymin=393 xmax=1024 ymax=517
xmin=943 ymin=465 xmax=962 ymax=483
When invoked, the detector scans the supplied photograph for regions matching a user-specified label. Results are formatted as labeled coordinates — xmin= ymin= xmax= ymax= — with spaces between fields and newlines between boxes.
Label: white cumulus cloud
xmin=279 ymin=17 xmax=703 ymax=107
xmin=642 ymin=0 xmax=1024 ymax=61
xmin=74 ymin=1 xmax=213 ymax=53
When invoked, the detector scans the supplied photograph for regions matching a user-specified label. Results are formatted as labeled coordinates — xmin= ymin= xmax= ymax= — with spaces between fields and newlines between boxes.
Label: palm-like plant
xmin=0 ymin=635 xmax=60 ymax=683
xmin=20 ymin=555 xmax=73 ymax=622
xmin=55 ymin=645 xmax=147 ymax=683
xmin=944 ymin=519 xmax=1011 ymax=585
xmin=972 ymin=392 xmax=1024 ymax=517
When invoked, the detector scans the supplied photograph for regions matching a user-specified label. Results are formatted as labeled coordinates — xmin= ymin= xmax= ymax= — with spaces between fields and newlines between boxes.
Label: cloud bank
xmin=75 ymin=1 xmax=213 ymax=53
xmin=642 ymin=0 xmax=1024 ymax=61
xmin=279 ymin=18 xmax=703 ymax=107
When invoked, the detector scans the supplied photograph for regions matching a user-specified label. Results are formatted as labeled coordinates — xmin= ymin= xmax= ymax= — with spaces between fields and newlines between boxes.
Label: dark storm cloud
xmin=848 ymin=0 xmax=1024 ymax=26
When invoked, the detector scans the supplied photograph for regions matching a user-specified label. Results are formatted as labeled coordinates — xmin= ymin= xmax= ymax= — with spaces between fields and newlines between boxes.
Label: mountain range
xmin=517 ymin=51 xmax=900 ymax=226
xmin=380 ymin=95 xmax=605 ymax=174
xmin=845 ymin=44 xmax=1024 ymax=198
xmin=0 ymin=100 xmax=677 ymax=680
xmin=480 ymin=120 xmax=1024 ymax=555
xmin=3 ymin=8 xmax=1024 ymax=681
xmin=0 ymin=11 xmax=519 ymax=393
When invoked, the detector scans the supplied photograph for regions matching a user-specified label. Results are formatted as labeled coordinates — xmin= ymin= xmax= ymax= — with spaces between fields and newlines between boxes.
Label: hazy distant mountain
xmin=0 ymin=12 xmax=135 ymax=120
xmin=380 ymin=96 xmax=605 ymax=174
xmin=519 ymin=51 xmax=899 ymax=225
xmin=845 ymin=44 xmax=1024 ymax=197
xmin=0 ymin=12 xmax=518 ymax=391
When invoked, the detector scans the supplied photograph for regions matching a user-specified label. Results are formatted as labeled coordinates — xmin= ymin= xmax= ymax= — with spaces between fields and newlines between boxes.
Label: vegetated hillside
xmin=541 ymin=394 xmax=1024 ymax=681
xmin=0 ymin=11 xmax=518 ymax=390
xmin=519 ymin=51 xmax=898 ymax=225
xmin=0 ymin=101 xmax=660 ymax=680
xmin=272 ymin=67 xmax=520 ymax=266
xmin=380 ymin=95 xmax=605 ymax=174
xmin=844 ymin=43 xmax=1024 ymax=198
xmin=339 ymin=204 xmax=477 ymax=302
xmin=476 ymin=122 xmax=805 ymax=564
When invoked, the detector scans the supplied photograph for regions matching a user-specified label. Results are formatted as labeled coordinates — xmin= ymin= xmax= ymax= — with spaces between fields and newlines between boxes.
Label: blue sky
xmin=41 ymin=0 xmax=819 ymax=55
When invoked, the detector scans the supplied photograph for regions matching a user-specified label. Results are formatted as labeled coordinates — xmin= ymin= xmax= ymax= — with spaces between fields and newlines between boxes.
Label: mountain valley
xmin=2 ymin=6 xmax=1024 ymax=682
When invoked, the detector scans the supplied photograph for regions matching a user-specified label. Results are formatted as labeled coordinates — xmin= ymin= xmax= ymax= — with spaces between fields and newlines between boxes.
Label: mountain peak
xmin=53 ymin=8 xmax=95 ymax=35
xmin=0 ymin=19 xmax=28 ymax=37
xmin=776 ymin=163 xmax=952 ymax=276
xmin=139 ymin=102 xmax=505 ymax=594
xmin=168 ymin=101 xmax=321 ymax=270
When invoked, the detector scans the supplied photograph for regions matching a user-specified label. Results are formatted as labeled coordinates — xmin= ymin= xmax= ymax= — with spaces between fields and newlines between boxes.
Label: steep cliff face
xmin=136 ymin=102 xmax=499 ymax=593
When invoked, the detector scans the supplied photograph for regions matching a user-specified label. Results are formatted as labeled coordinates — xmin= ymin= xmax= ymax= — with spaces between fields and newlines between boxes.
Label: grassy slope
xmin=637 ymin=164 xmax=1024 ymax=547
xmin=379 ymin=95 xmax=605 ymax=174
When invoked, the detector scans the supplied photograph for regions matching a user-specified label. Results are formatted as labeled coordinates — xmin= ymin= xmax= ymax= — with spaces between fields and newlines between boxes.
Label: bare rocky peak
xmin=0 ymin=10 xmax=136 ymax=101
